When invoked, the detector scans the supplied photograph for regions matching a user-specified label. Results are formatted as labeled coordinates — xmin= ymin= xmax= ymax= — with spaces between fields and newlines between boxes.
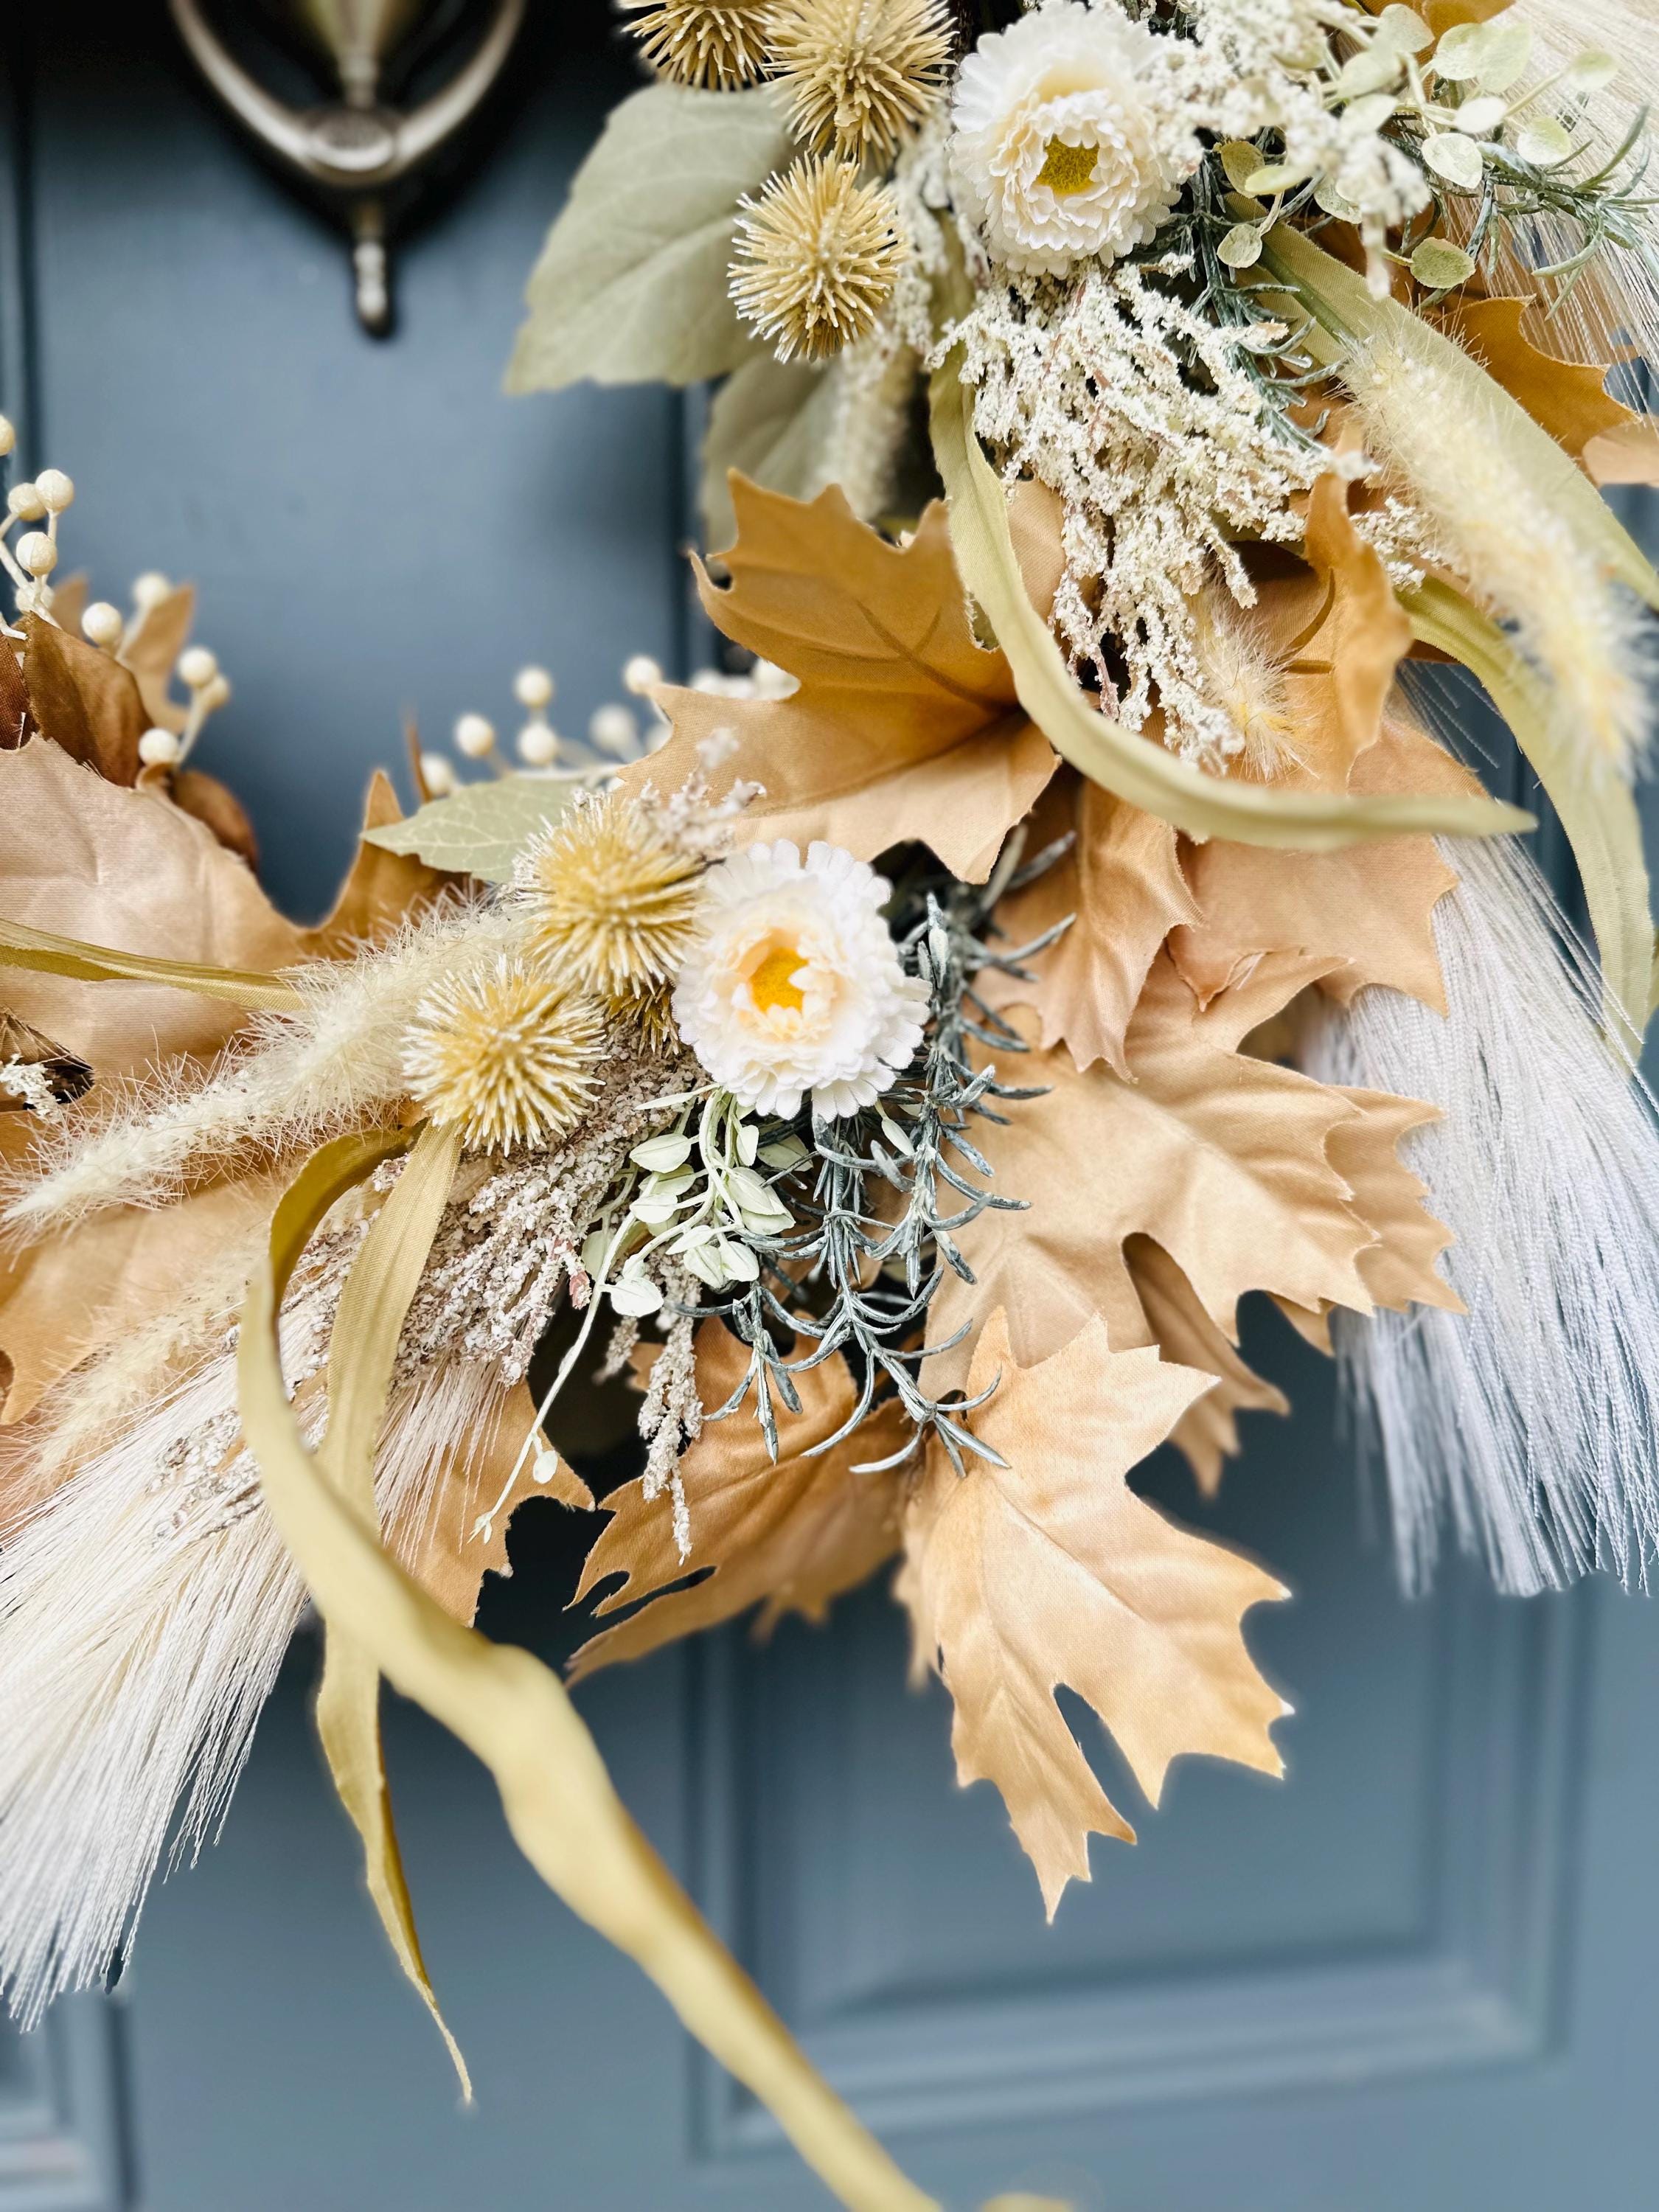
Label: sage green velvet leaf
xmin=699 ymin=351 xmax=839 ymax=549
xmin=506 ymin=86 xmax=794 ymax=394
xmin=362 ymin=777 xmax=574 ymax=883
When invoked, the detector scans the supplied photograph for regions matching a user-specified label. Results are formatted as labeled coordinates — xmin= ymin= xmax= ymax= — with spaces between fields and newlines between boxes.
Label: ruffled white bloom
xmin=949 ymin=0 xmax=1196 ymax=276
xmin=672 ymin=840 xmax=928 ymax=1119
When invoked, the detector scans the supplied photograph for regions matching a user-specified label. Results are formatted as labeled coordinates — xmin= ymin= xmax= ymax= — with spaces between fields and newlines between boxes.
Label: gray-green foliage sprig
xmin=696 ymin=830 xmax=1071 ymax=1475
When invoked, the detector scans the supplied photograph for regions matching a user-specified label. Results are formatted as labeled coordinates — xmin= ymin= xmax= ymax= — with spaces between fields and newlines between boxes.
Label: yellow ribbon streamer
xmin=926 ymin=352 xmax=1533 ymax=853
xmin=237 ymin=1135 xmax=950 ymax=2212
xmin=0 ymin=914 xmax=303 ymax=1008
xmin=310 ymin=1119 xmax=471 ymax=2096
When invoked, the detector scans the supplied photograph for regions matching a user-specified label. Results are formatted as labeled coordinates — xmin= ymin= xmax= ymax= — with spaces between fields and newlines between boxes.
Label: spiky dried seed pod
xmin=768 ymin=0 xmax=953 ymax=164
xmin=602 ymin=977 xmax=682 ymax=1057
xmin=619 ymin=0 xmax=771 ymax=88
xmin=729 ymin=157 xmax=907 ymax=363
xmin=518 ymin=794 xmax=705 ymax=997
xmin=405 ymin=957 xmax=604 ymax=1154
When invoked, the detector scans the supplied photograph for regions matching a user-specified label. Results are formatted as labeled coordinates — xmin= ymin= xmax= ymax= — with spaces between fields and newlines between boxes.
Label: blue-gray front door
xmin=4 ymin=8 xmax=1658 ymax=2208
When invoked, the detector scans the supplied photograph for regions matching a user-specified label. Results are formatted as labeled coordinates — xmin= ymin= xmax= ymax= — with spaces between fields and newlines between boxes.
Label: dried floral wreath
xmin=4 ymin=1 xmax=1659 ymax=2206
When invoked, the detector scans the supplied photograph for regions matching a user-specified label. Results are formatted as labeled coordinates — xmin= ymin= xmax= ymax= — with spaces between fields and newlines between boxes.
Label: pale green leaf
xmin=1568 ymin=49 xmax=1618 ymax=94
xmin=699 ymin=350 xmax=842 ymax=549
xmin=1405 ymin=577 xmax=1653 ymax=1037
xmin=1410 ymin=237 xmax=1477 ymax=288
xmin=1516 ymin=115 xmax=1575 ymax=166
xmin=1218 ymin=139 xmax=1266 ymax=192
xmin=1217 ymin=223 xmax=1263 ymax=270
xmin=505 ymin=85 xmax=795 ymax=394
xmin=363 ymin=776 xmax=576 ymax=883
xmin=1422 ymin=129 xmax=1485 ymax=188
xmin=1377 ymin=5 xmax=1432 ymax=53
xmin=926 ymin=353 xmax=1532 ymax=852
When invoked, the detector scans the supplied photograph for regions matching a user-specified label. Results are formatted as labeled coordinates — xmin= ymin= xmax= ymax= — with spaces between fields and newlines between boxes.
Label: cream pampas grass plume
xmin=4 ymin=902 xmax=521 ymax=1237
xmin=1346 ymin=333 xmax=1652 ymax=783
xmin=0 ymin=1276 xmax=516 ymax=2026
xmin=1304 ymin=834 xmax=1659 ymax=1595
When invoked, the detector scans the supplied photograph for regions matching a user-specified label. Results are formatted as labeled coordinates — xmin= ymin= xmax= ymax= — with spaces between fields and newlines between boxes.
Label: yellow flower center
xmin=1037 ymin=137 xmax=1099 ymax=197
xmin=749 ymin=944 xmax=806 ymax=1014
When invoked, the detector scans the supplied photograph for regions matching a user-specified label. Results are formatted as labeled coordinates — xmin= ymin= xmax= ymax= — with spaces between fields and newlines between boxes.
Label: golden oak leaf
xmin=0 ymin=738 xmax=305 ymax=1073
xmin=1326 ymin=1086 xmax=1460 ymax=1315
xmin=404 ymin=1381 xmax=591 ymax=1626
xmin=624 ymin=478 xmax=1058 ymax=882
xmin=0 ymin=641 xmax=31 ymax=749
xmin=1584 ymin=415 xmax=1659 ymax=488
xmin=302 ymin=771 xmax=454 ymax=956
xmin=978 ymin=768 xmax=1197 ymax=1077
xmin=927 ymin=958 xmax=1382 ymax=1394
xmin=568 ymin=1323 xmax=907 ymax=1680
xmin=119 ymin=582 xmax=195 ymax=734
xmin=21 ymin=614 xmax=145 ymax=785
xmin=898 ymin=1309 xmax=1290 ymax=1913
xmin=1441 ymin=297 xmax=1635 ymax=460
xmin=1124 ymin=1237 xmax=1287 ymax=1498
xmin=1170 ymin=717 xmax=1467 ymax=1015
xmin=0 ymin=752 xmax=446 ymax=1429
xmin=164 ymin=765 xmax=260 ymax=867
xmin=1262 ymin=470 xmax=1413 ymax=793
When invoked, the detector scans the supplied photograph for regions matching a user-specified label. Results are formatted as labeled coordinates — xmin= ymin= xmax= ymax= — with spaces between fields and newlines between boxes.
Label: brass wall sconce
xmin=167 ymin=0 xmax=526 ymax=335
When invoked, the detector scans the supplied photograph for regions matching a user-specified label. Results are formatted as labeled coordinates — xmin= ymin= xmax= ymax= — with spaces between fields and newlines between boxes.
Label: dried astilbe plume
xmin=404 ymin=956 xmax=605 ymax=1154
xmin=768 ymin=0 xmax=954 ymax=165
xmin=619 ymin=0 xmax=771 ymax=88
xmin=730 ymin=157 xmax=908 ymax=363
xmin=518 ymin=793 xmax=705 ymax=999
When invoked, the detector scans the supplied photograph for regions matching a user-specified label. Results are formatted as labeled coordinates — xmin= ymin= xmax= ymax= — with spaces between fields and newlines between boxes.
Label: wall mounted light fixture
xmin=167 ymin=0 xmax=526 ymax=335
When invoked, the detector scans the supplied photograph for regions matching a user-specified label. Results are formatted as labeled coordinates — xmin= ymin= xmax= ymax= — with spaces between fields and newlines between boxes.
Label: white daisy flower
xmin=949 ymin=0 xmax=1196 ymax=277
xmin=672 ymin=839 xmax=929 ymax=1120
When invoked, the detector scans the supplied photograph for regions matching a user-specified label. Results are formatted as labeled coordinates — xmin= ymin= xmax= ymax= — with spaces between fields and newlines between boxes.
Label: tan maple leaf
xmin=622 ymin=477 xmax=1059 ymax=882
xmin=898 ymin=1308 xmax=1290 ymax=1913
xmin=1170 ymin=717 xmax=1469 ymax=1016
xmin=568 ymin=1322 xmax=908 ymax=1680
xmin=978 ymin=767 xmax=1197 ymax=1077
xmin=1124 ymin=1237 xmax=1287 ymax=1498
xmin=19 ymin=614 xmax=145 ymax=785
xmin=302 ymin=770 xmax=455 ymax=957
xmin=1440 ymin=296 xmax=1635 ymax=461
xmin=404 ymin=1380 xmax=592 ymax=1627
xmin=927 ymin=956 xmax=1391 ymax=1395
xmin=0 ymin=751 xmax=451 ymax=1429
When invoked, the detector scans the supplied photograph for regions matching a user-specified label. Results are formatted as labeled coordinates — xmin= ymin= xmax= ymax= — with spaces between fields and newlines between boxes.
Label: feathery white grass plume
xmin=1304 ymin=832 xmax=1659 ymax=1594
xmin=1345 ymin=332 xmax=1652 ymax=782
xmin=0 ymin=1251 xmax=518 ymax=2025
xmin=4 ymin=901 xmax=522 ymax=1238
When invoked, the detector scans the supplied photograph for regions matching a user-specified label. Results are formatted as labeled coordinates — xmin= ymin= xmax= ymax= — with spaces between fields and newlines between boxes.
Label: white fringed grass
xmin=0 ymin=1298 xmax=515 ymax=2028
xmin=1305 ymin=833 xmax=1659 ymax=1594
xmin=4 ymin=901 xmax=521 ymax=1238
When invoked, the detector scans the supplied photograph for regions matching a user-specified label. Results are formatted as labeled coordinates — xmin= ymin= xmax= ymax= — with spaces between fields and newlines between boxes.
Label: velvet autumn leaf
xmin=568 ymin=1324 xmax=908 ymax=1679
xmin=623 ymin=475 xmax=1059 ymax=882
xmin=898 ymin=1308 xmax=1290 ymax=1914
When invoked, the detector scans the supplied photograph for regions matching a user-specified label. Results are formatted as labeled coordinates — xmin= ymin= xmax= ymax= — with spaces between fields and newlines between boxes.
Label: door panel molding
xmin=0 ymin=2000 xmax=130 ymax=2211
xmin=688 ymin=1574 xmax=1590 ymax=2158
